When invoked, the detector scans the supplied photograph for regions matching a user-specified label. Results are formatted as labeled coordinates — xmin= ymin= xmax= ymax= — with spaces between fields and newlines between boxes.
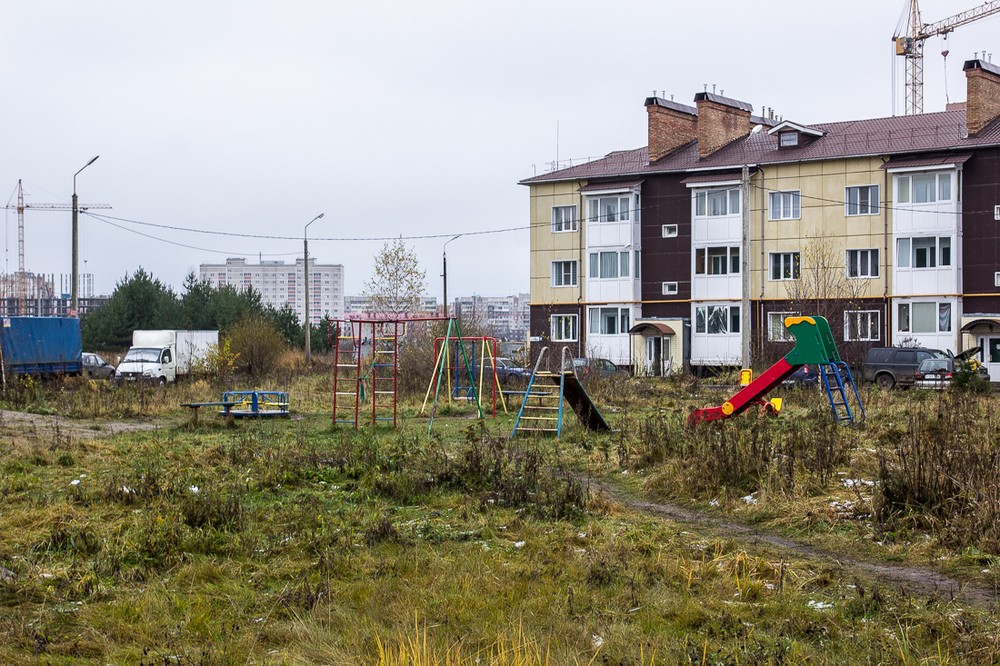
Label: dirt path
xmin=591 ymin=479 xmax=999 ymax=609
xmin=0 ymin=409 xmax=161 ymax=444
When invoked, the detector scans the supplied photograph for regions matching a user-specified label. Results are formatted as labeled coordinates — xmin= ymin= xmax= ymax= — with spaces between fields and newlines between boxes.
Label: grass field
xmin=1 ymin=372 xmax=999 ymax=664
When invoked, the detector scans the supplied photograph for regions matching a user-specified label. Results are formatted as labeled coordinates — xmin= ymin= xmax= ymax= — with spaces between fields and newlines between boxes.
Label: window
xmin=995 ymin=271 xmax=1000 ymax=287
xmin=779 ymin=132 xmax=798 ymax=147
xmin=896 ymin=237 xmax=952 ymax=269
xmin=897 ymin=302 xmax=950 ymax=333
xmin=695 ymin=305 xmax=740 ymax=335
xmin=551 ymin=261 xmax=577 ymax=287
xmin=694 ymin=188 xmax=740 ymax=217
xmin=768 ymin=312 xmax=796 ymax=342
xmin=662 ymin=224 xmax=678 ymax=238
xmin=551 ymin=315 xmax=578 ymax=342
xmin=769 ymin=252 xmax=801 ymax=280
xmin=662 ymin=281 xmax=678 ymax=295
xmin=896 ymin=172 xmax=952 ymax=204
xmin=846 ymin=249 xmax=879 ymax=278
xmin=589 ymin=251 xmax=630 ymax=279
xmin=552 ymin=206 xmax=577 ymax=232
xmin=769 ymin=191 xmax=801 ymax=220
xmin=588 ymin=307 xmax=630 ymax=335
xmin=845 ymin=311 xmax=880 ymax=341
xmin=588 ymin=195 xmax=630 ymax=223
xmin=846 ymin=185 xmax=879 ymax=216
xmin=694 ymin=246 xmax=740 ymax=275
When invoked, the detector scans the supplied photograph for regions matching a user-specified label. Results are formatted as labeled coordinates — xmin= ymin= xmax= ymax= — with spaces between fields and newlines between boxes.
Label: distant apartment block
xmin=452 ymin=293 xmax=530 ymax=340
xmin=199 ymin=257 xmax=344 ymax=325
xmin=343 ymin=295 xmax=439 ymax=317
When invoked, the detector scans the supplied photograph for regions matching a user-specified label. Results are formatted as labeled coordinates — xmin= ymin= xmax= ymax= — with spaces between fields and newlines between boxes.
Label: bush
xmin=226 ymin=315 xmax=287 ymax=379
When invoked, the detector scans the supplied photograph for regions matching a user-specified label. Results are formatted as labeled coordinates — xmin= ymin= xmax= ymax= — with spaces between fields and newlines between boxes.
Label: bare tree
xmin=362 ymin=238 xmax=427 ymax=316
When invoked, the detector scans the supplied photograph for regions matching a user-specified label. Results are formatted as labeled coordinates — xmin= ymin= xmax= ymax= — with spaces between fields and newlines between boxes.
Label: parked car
xmin=913 ymin=348 xmax=987 ymax=389
xmin=782 ymin=364 xmax=819 ymax=388
xmin=82 ymin=352 xmax=116 ymax=379
xmin=569 ymin=357 xmax=626 ymax=379
xmin=493 ymin=357 xmax=528 ymax=386
xmin=863 ymin=346 xmax=949 ymax=389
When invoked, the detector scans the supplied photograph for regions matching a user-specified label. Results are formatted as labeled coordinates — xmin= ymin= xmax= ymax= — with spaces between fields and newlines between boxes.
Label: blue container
xmin=0 ymin=316 xmax=83 ymax=377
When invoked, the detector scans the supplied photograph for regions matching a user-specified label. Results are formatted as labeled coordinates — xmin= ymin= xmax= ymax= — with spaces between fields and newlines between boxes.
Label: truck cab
xmin=114 ymin=346 xmax=175 ymax=384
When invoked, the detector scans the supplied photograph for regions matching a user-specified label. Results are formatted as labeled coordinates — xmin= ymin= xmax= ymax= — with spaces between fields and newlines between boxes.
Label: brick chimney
xmin=693 ymin=92 xmax=753 ymax=158
xmin=963 ymin=59 xmax=1000 ymax=136
xmin=644 ymin=97 xmax=698 ymax=163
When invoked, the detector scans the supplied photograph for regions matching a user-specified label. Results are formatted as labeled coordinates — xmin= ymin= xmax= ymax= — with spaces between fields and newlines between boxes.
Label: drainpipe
xmin=882 ymin=160 xmax=890 ymax=342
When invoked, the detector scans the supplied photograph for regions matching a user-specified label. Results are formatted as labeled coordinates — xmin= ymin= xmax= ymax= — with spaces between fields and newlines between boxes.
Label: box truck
xmin=115 ymin=330 xmax=218 ymax=384
xmin=0 ymin=316 xmax=83 ymax=378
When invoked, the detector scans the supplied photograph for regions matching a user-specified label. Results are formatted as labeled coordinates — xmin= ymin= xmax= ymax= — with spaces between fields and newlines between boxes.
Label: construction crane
xmin=2 ymin=180 xmax=110 ymax=315
xmin=893 ymin=0 xmax=1000 ymax=115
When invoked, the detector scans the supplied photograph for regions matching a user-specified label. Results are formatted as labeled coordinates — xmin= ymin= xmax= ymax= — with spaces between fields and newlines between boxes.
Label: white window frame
xmin=587 ymin=195 xmax=631 ymax=223
xmin=895 ymin=236 xmax=951 ymax=269
xmin=551 ymin=205 xmax=578 ymax=233
xmin=550 ymin=314 xmax=578 ymax=342
xmin=995 ymin=271 xmax=1000 ymax=287
xmin=662 ymin=224 xmax=678 ymax=238
xmin=845 ymin=185 xmax=879 ymax=216
xmin=693 ymin=188 xmax=741 ymax=218
xmin=551 ymin=260 xmax=578 ymax=287
xmin=588 ymin=307 xmax=630 ymax=335
xmin=897 ymin=302 xmax=951 ymax=334
xmin=769 ymin=191 xmax=801 ymax=220
xmin=767 ymin=311 xmax=797 ymax=342
xmin=779 ymin=132 xmax=798 ymax=147
xmin=846 ymin=248 xmax=879 ymax=278
xmin=694 ymin=246 xmax=740 ymax=276
xmin=662 ymin=281 xmax=678 ymax=295
xmin=588 ymin=251 xmax=630 ymax=279
xmin=896 ymin=172 xmax=953 ymax=204
xmin=694 ymin=304 xmax=741 ymax=335
xmin=769 ymin=252 xmax=801 ymax=281
xmin=844 ymin=310 xmax=881 ymax=341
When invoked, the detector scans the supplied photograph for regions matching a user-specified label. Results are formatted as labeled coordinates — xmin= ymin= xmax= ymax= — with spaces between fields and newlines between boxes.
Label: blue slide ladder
xmin=510 ymin=347 xmax=566 ymax=437
xmin=818 ymin=361 xmax=866 ymax=424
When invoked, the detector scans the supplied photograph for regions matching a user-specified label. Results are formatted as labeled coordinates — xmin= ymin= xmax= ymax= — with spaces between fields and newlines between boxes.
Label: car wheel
xmin=158 ymin=376 xmax=167 ymax=386
xmin=875 ymin=373 xmax=895 ymax=390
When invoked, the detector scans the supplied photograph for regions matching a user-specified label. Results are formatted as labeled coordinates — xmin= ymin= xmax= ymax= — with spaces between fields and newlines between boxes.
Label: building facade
xmin=199 ymin=257 xmax=344 ymax=325
xmin=521 ymin=59 xmax=1000 ymax=376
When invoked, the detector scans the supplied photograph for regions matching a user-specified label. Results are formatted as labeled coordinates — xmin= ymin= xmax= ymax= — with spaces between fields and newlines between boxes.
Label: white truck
xmin=114 ymin=330 xmax=219 ymax=384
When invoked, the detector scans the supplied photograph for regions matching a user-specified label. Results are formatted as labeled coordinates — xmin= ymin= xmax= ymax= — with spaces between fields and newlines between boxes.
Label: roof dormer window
xmin=779 ymin=131 xmax=799 ymax=148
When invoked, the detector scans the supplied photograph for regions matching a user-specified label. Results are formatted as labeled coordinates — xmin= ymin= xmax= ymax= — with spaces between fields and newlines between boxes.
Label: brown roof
xmin=882 ymin=152 xmax=974 ymax=169
xmin=522 ymin=109 xmax=1000 ymax=185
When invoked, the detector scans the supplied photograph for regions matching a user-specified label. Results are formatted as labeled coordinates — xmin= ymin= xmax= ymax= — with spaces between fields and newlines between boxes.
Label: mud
xmin=591 ymin=479 xmax=999 ymax=609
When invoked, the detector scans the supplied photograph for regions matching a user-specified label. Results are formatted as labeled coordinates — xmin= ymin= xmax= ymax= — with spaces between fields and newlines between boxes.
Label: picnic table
xmin=180 ymin=401 xmax=239 ymax=425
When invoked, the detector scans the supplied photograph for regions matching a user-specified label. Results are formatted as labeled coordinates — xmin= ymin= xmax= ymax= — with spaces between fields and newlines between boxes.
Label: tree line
xmin=81 ymin=269 xmax=333 ymax=352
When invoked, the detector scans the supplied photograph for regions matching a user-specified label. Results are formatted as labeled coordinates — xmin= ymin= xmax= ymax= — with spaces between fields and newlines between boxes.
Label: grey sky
xmin=3 ymin=1 xmax=997 ymax=300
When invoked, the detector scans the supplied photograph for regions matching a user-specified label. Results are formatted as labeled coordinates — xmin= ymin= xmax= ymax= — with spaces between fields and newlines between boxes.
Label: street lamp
xmin=303 ymin=212 xmax=325 ymax=365
xmin=442 ymin=235 xmax=460 ymax=318
xmin=741 ymin=126 xmax=763 ymax=369
xmin=72 ymin=155 xmax=99 ymax=316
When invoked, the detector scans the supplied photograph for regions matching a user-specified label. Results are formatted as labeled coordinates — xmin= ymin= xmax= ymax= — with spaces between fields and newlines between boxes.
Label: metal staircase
xmin=510 ymin=347 xmax=566 ymax=437
xmin=819 ymin=361 xmax=866 ymax=425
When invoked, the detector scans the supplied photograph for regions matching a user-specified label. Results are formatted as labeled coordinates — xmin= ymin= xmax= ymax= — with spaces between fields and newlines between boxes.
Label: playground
xmin=4 ymin=320 xmax=1000 ymax=663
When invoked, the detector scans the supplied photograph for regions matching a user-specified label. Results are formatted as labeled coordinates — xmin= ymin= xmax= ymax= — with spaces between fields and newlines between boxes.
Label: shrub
xmin=226 ymin=315 xmax=287 ymax=379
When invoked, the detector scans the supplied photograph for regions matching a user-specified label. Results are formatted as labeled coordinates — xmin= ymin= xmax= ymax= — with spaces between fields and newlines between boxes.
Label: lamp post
xmin=442 ymin=235 xmax=460 ymax=318
xmin=303 ymin=212 xmax=325 ymax=365
xmin=741 ymin=126 xmax=763 ymax=369
xmin=72 ymin=155 xmax=99 ymax=316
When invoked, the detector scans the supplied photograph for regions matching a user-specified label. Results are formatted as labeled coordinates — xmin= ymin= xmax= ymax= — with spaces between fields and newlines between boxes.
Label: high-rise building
xmin=199 ymin=257 xmax=345 ymax=324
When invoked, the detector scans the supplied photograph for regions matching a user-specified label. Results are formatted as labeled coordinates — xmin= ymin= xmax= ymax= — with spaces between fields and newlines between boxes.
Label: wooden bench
xmin=180 ymin=401 xmax=238 ymax=425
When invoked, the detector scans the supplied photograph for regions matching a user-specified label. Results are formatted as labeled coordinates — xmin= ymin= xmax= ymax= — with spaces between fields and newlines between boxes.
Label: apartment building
xmin=521 ymin=59 xmax=1000 ymax=377
xmin=451 ymin=293 xmax=530 ymax=340
xmin=199 ymin=257 xmax=344 ymax=325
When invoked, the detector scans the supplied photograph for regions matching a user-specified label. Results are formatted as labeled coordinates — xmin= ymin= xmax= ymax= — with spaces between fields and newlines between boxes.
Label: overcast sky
xmin=3 ymin=1 xmax=998 ymax=301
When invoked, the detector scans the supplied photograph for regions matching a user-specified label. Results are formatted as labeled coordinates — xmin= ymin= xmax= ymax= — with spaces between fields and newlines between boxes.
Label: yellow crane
xmin=894 ymin=0 xmax=1000 ymax=115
